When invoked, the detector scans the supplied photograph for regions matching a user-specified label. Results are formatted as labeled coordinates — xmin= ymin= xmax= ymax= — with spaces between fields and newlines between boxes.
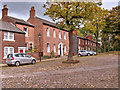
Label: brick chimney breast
xmin=2 ymin=4 xmax=8 ymax=18
xmin=30 ymin=6 xmax=35 ymax=18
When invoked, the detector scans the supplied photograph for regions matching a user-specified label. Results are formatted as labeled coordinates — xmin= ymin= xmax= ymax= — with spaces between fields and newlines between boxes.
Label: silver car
xmin=6 ymin=53 xmax=36 ymax=66
xmin=78 ymin=50 xmax=91 ymax=56
xmin=87 ymin=51 xmax=97 ymax=55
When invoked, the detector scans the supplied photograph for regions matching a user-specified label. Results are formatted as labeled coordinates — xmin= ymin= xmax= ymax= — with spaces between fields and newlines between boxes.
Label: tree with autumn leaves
xmin=102 ymin=6 xmax=120 ymax=51
xmin=43 ymin=0 xmax=103 ymax=62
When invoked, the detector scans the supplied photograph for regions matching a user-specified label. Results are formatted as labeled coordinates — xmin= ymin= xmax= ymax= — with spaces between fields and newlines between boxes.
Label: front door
xmin=60 ymin=45 xmax=62 ymax=55
xmin=58 ymin=43 xmax=63 ymax=56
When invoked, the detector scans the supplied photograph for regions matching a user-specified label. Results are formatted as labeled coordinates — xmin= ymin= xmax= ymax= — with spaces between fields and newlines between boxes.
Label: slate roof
xmin=0 ymin=21 xmax=25 ymax=34
xmin=6 ymin=16 xmax=34 ymax=27
xmin=35 ymin=16 xmax=68 ymax=31
xmin=77 ymin=36 xmax=99 ymax=44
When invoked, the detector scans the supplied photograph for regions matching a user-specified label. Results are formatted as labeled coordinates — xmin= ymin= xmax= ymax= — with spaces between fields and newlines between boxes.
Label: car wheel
xmin=31 ymin=60 xmax=36 ymax=64
xmin=15 ymin=61 xmax=20 ymax=67
xmin=87 ymin=53 xmax=90 ymax=56
xmin=78 ymin=54 xmax=81 ymax=57
xmin=7 ymin=64 xmax=12 ymax=66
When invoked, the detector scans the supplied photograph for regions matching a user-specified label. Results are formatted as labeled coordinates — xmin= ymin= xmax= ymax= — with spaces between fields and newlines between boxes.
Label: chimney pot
xmin=2 ymin=4 xmax=8 ymax=18
xmin=30 ymin=6 xmax=35 ymax=17
xmin=3 ymin=4 xmax=7 ymax=8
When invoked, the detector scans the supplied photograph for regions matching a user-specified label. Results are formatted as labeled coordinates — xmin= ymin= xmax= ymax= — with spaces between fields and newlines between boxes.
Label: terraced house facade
xmin=0 ymin=5 xmax=100 ymax=62
xmin=77 ymin=35 xmax=100 ymax=52
xmin=1 ymin=5 xmax=35 ymax=52
xmin=27 ymin=6 xmax=69 ymax=56
xmin=0 ymin=21 xmax=26 ymax=63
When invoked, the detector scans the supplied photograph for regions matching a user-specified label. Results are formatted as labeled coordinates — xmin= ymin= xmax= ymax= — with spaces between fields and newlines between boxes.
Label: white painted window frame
xmin=47 ymin=43 xmax=50 ymax=52
xmin=53 ymin=29 xmax=56 ymax=38
xmin=54 ymin=44 xmax=56 ymax=53
xmin=24 ymin=27 xmax=28 ymax=37
xmin=3 ymin=32 xmax=15 ymax=41
xmin=47 ymin=27 xmax=50 ymax=37
xmin=59 ymin=31 xmax=61 ymax=39
xmin=64 ymin=45 xmax=66 ymax=53
xmin=4 ymin=47 xmax=14 ymax=59
xmin=64 ymin=32 xmax=66 ymax=40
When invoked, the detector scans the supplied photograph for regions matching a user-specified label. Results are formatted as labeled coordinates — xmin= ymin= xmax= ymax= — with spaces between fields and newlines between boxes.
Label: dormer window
xmin=24 ymin=27 xmax=28 ymax=37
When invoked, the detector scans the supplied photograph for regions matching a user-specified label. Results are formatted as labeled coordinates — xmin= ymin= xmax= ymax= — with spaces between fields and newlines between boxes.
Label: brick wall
xmin=2 ymin=31 xmax=25 ymax=63
xmin=42 ymin=25 xmax=69 ymax=56
xmin=16 ymin=24 xmax=34 ymax=50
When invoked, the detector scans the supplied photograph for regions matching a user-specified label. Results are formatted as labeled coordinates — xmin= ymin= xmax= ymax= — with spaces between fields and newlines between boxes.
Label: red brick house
xmin=27 ymin=6 xmax=69 ymax=56
xmin=0 ymin=21 xmax=26 ymax=63
xmin=1 ymin=5 xmax=35 ymax=51
xmin=77 ymin=35 xmax=100 ymax=52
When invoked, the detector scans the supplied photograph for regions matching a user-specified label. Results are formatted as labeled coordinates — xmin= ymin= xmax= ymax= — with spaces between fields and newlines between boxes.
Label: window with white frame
xmin=64 ymin=32 xmax=66 ymax=40
xmin=24 ymin=27 xmax=28 ymax=37
xmin=88 ymin=41 xmax=89 ymax=45
xmin=79 ymin=39 xmax=80 ymax=44
xmin=25 ymin=43 xmax=28 ymax=50
xmin=4 ymin=47 xmax=14 ymax=58
xmin=82 ymin=40 xmax=84 ymax=45
xmin=47 ymin=43 xmax=50 ymax=52
xmin=64 ymin=45 xmax=66 ymax=53
xmin=86 ymin=40 xmax=87 ymax=45
xmin=88 ymin=47 xmax=90 ymax=50
xmin=4 ymin=32 xmax=14 ymax=41
xmin=59 ymin=31 xmax=61 ymax=39
xmin=78 ymin=46 xmax=80 ymax=51
xmin=53 ymin=29 xmax=56 ymax=38
xmin=30 ymin=43 xmax=33 ymax=50
xmin=54 ymin=44 xmax=56 ymax=52
xmin=47 ymin=27 xmax=50 ymax=37
xmin=4 ymin=32 xmax=8 ymax=39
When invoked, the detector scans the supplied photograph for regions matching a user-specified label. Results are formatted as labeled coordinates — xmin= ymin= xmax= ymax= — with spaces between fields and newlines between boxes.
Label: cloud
xmin=1 ymin=2 xmax=52 ymax=21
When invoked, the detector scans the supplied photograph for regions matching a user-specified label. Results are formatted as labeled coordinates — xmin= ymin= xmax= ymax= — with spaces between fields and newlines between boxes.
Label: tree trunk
xmin=67 ymin=30 xmax=73 ymax=61
xmin=104 ymin=44 xmax=106 ymax=52
xmin=96 ymin=38 xmax=98 ymax=54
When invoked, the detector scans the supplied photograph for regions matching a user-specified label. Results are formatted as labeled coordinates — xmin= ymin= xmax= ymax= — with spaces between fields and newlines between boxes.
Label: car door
xmin=24 ymin=54 xmax=33 ymax=63
xmin=18 ymin=53 xmax=26 ymax=64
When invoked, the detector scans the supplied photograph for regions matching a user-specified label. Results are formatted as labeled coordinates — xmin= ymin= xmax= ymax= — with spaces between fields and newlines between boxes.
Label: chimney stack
xmin=73 ymin=29 xmax=77 ymax=35
xmin=2 ymin=4 xmax=8 ymax=18
xmin=30 ymin=6 xmax=35 ymax=18
xmin=87 ymin=34 xmax=92 ymax=40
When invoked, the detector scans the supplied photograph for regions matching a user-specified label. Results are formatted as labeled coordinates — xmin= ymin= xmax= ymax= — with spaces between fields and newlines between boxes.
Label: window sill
xmin=25 ymin=36 xmax=28 ymax=37
xmin=3 ymin=57 xmax=7 ymax=59
xmin=3 ymin=39 xmax=15 ymax=42
xmin=47 ymin=51 xmax=50 ymax=53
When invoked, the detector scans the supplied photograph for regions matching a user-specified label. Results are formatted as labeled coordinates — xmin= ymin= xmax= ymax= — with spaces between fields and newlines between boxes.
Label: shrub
xmin=50 ymin=51 xmax=55 ymax=58
xmin=43 ymin=55 xmax=49 ymax=59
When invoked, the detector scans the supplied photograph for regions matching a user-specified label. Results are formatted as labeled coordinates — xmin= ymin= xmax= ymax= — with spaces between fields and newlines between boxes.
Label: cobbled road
xmin=2 ymin=54 xmax=119 ymax=88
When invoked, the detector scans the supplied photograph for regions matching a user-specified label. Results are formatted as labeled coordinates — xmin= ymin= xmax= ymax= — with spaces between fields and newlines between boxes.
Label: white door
xmin=58 ymin=43 xmax=63 ymax=56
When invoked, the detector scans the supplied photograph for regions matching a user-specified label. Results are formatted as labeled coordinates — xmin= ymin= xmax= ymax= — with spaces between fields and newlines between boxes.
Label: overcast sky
xmin=0 ymin=0 xmax=119 ymax=22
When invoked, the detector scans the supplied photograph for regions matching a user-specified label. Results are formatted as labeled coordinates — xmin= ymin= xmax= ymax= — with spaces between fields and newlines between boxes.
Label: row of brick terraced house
xmin=0 ymin=5 xmax=100 ymax=63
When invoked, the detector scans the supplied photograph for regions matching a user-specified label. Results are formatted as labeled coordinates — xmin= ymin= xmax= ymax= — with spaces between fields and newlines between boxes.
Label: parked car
xmin=6 ymin=53 xmax=36 ymax=66
xmin=78 ymin=50 xmax=91 ymax=56
xmin=87 ymin=51 xmax=97 ymax=55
